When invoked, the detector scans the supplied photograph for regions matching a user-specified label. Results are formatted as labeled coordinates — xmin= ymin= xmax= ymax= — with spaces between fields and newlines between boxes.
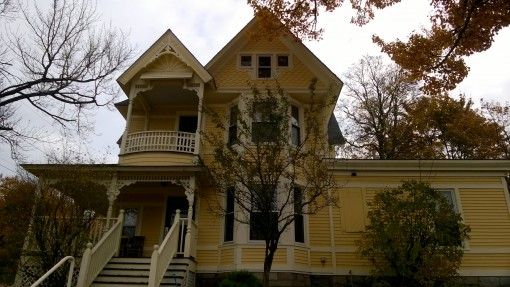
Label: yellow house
xmin=22 ymin=17 xmax=510 ymax=287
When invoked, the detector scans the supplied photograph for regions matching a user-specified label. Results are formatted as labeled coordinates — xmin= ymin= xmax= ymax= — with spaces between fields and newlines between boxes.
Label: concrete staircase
xmin=91 ymin=257 xmax=190 ymax=287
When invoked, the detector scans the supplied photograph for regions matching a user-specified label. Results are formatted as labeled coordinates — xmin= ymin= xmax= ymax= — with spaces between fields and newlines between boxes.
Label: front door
xmin=164 ymin=197 xmax=189 ymax=253
xmin=164 ymin=196 xmax=188 ymax=233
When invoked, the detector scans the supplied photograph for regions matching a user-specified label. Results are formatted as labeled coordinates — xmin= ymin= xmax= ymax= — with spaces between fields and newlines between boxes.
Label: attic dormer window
xmin=277 ymin=55 xmax=289 ymax=67
xmin=240 ymin=55 xmax=252 ymax=67
xmin=257 ymin=55 xmax=272 ymax=78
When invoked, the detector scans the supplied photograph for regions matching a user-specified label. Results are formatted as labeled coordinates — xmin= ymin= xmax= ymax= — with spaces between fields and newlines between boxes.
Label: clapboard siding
xmin=119 ymin=152 xmax=195 ymax=166
xmin=460 ymin=188 xmax=510 ymax=247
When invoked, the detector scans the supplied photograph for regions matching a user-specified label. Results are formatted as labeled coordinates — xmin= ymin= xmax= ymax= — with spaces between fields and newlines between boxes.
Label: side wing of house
xmin=316 ymin=160 xmax=510 ymax=279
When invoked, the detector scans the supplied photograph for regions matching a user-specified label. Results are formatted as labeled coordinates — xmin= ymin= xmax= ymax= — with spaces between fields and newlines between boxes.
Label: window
xmin=294 ymin=187 xmax=305 ymax=243
xmin=257 ymin=55 xmax=272 ymax=78
xmin=437 ymin=189 xmax=463 ymax=246
xmin=224 ymin=187 xmax=235 ymax=242
xmin=228 ymin=105 xmax=238 ymax=146
xmin=440 ymin=190 xmax=458 ymax=212
xmin=277 ymin=55 xmax=289 ymax=67
xmin=291 ymin=105 xmax=301 ymax=146
xmin=250 ymin=186 xmax=278 ymax=240
xmin=252 ymin=100 xmax=278 ymax=143
xmin=240 ymin=55 xmax=252 ymax=67
xmin=122 ymin=208 xmax=138 ymax=237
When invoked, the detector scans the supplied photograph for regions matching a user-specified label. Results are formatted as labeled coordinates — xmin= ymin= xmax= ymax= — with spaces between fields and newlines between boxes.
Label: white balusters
xmin=76 ymin=210 xmax=125 ymax=287
xmin=148 ymin=210 xmax=181 ymax=287
xmin=124 ymin=131 xmax=196 ymax=154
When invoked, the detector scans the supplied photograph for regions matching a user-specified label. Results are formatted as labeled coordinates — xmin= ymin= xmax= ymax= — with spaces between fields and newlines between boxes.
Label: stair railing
xmin=148 ymin=209 xmax=181 ymax=287
xmin=76 ymin=209 xmax=125 ymax=287
xmin=30 ymin=256 xmax=75 ymax=287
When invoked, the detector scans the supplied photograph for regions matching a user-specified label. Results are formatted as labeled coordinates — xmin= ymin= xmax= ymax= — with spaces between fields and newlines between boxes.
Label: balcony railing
xmin=124 ymin=130 xmax=196 ymax=154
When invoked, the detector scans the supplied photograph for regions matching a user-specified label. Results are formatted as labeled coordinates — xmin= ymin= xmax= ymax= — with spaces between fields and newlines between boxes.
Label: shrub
xmin=357 ymin=180 xmax=470 ymax=286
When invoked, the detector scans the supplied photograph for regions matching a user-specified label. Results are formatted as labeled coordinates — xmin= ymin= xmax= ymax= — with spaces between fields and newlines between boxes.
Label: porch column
xmin=120 ymin=88 xmax=135 ymax=154
xmin=105 ymin=175 xmax=120 ymax=230
xmin=120 ymin=81 xmax=151 ymax=154
xmin=184 ymin=176 xmax=196 ymax=257
xmin=194 ymin=82 xmax=204 ymax=155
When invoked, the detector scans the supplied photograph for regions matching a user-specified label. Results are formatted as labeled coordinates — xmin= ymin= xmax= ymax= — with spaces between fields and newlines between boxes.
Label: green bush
xmin=219 ymin=271 xmax=262 ymax=287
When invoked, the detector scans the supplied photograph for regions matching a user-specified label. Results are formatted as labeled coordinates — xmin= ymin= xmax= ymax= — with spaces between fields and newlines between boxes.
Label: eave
xmin=330 ymin=159 xmax=510 ymax=172
xmin=117 ymin=29 xmax=213 ymax=94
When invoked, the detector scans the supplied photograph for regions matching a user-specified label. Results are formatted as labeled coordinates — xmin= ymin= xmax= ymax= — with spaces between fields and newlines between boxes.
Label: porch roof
xmin=21 ymin=164 xmax=202 ymax=178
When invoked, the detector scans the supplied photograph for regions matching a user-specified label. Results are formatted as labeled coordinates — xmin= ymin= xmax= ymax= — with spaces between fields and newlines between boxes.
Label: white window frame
xmin=238 ymin=54 xmax=253 ymax=68
xmin=256 ymin=54 xmax=273 ymax=79
xmin=276 ymin=54 xmax=291 ymax=68
xmin=436 ymin=187 xmax=469 ymax=250
xmin=248 ymin=184 xmax=278 ymax=242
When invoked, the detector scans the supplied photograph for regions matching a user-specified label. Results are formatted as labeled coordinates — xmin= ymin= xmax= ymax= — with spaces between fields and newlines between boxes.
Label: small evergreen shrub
xmin=219 ymin=271 xmax=262 ymax=287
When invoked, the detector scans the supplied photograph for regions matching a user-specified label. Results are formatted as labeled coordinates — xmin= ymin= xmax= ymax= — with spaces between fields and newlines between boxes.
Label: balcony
xmin=124 ymin=131 xmax=196 ymax=154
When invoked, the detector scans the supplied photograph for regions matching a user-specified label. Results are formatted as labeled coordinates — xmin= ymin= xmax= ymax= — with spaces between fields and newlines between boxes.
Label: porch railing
xmin=76 ymin=210 xmax=125 ymax=287
xmin=178 ymin=218 xmax=187 ymax=254
xmin=148 ymin=210 xmax=181 ymax=287
xmin=88 ymin=217 xmax=117 ymax=245
xmin=125 ymin=131 xmax=196 ymax=154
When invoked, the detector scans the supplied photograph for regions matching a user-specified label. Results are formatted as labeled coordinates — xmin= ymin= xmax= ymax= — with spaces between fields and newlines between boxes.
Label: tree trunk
xmin=263 ymin=241 xmax=277 ymax=287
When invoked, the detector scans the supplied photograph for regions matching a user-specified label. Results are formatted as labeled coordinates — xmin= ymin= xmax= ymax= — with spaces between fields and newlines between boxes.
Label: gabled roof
xmin=117 ymin=29 xmax=212 ymax=92
xmin=328 ymin=114 xmax=345 ymax=145
xmin=205 ymin=17 xmax=343 ymax=91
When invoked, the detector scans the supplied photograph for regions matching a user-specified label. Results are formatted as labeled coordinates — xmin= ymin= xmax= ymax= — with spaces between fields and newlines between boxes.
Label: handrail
xmin=30 ymin=256 xmax=75 ymax=287
xmin=125 ymin=130 xmax=196 ymax=154
xmin=148 ymin=209 xmax=181 ymax=287
xmin=76 ymin=210 xmax=125 ymax=287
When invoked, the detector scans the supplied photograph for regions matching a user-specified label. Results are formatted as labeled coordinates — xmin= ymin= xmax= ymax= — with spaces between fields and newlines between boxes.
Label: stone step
xmin=109 ymin=257 xmax=151 ymax=264
xmin=93 ymin=275 xmax=183 ymax=284
xmin=91 ymin=256 xmax=191 ymax=287
xmin=99 ymin=268 xmax=186 ymax=277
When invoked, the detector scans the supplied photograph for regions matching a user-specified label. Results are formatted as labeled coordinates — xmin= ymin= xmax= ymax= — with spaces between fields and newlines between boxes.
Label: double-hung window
xmin=228 ymin=105 xmax=238 ymax=146
xmin=291 ymin=105 xmax=301 ymax=146
xmin=250 ymin=185 xmax=278 ymax=240
xmin=294 ymin=187 xmax=305 ymax=243
xmin=252 ymin=100 xmax=278 ymax=143
xmin=437 ymin=189 xmax=463 ymax=246
xmin=257 ymin=55 xmax=272 ymax=78
xmin=224 ymin=187 xmax=235 ymax=242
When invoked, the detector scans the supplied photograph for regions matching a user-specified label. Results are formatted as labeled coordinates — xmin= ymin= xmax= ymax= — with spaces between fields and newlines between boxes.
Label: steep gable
xmin=206 ymin=17 xmax=342 ymax=94
xmin=117 ymin=29 xmax=212 ymax=93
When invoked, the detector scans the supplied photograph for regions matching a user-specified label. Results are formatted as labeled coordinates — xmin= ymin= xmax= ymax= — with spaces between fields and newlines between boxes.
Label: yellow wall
xmin=119 ymin=152 xmax=195 ymax=166
xmin=306 ymin=173 xmax=510 ymax=275
xmin=210 ymin=35 xmax=325 ymax=91
xmin=115 ymin=183 xmax=189 ymax=256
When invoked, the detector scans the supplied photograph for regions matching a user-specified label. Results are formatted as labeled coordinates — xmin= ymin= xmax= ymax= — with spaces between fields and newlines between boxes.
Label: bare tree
xmin=202 ymin=83 xmax=336 ymax=287
xmin=341 ymin=55 xmax=419 ymax=159
xmin=0 ymin=0 xmax=132 ymax=157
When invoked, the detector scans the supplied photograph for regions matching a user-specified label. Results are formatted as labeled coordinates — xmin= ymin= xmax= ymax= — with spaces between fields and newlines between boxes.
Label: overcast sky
xmin=1 ymin=0 xmax=509 ymax=176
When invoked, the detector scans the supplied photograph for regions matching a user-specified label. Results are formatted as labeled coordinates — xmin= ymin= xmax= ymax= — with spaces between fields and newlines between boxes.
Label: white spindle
xmin=148 ymin=210 xmax=181 ymax=287
xmin=124 ymin=131 xmax=196 ymax=154
xmin=76 ymin=210 xmax=125 ymax=287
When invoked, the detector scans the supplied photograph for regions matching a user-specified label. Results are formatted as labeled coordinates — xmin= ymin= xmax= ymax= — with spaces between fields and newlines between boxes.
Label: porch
xmin=116 ymin=78 xmax=204 ymax=157
xmin=79 ymin=172 xmax=200 ymax=287
xmin=21 ymin=164 xmax=201 ymax=286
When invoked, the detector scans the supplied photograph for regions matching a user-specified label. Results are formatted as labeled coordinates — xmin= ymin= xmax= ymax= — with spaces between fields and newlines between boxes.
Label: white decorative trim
xmin=501 ymin=177 xmax=510 ymax=216
xmin=459 ymin=268 xmax=510 ymax=276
